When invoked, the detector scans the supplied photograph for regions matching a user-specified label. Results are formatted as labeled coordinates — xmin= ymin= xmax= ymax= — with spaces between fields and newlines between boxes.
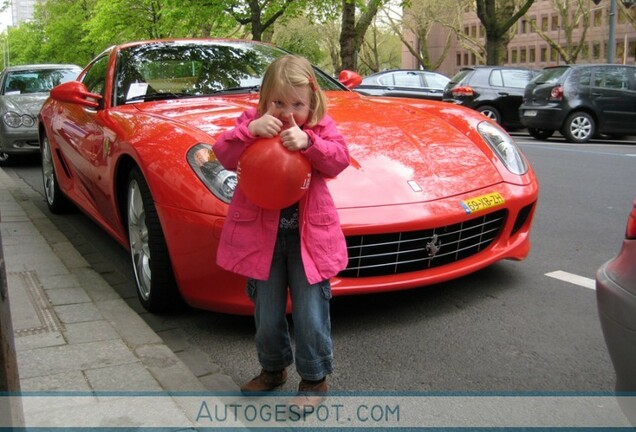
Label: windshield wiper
xmin=126 ymin=92 xmax=194 ymax=103
xmin=211 ymin=85 xmax=260 ymax=95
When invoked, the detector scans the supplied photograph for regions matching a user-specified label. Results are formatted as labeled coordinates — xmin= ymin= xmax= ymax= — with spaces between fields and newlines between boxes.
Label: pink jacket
xmin=213 ymin=108 xmax=351 ymax=284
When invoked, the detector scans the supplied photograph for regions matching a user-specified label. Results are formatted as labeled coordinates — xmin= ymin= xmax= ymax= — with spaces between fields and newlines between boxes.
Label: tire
xmin=41 ymin=135 xmax=73 ymax=213
xmin=477 ymin=105 xmax=501 ymax=125
xmin=127 ymin=167 xmax=180 ymax=313
xmin=527 ymin=128 xmax=554 ymax=141
xmin=0 ymin=152 xmax=10 ymax=166
xmin=562 ymin=111 xmax=595 ymax=143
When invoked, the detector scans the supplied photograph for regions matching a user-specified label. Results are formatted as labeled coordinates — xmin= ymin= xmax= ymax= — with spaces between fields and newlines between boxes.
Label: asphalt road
xmin=6 ymin=133 xmax=636 ymax=393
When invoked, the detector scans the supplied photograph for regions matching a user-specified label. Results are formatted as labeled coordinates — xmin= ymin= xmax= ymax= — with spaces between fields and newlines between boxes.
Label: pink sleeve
xmin=302 ymin=115 xmax=350 ymax=178
xmin=213 ymin=109 xmax=258 ymax=170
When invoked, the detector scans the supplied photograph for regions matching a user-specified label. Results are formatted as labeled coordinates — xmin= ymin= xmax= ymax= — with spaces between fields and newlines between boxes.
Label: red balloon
xmin=237 ymin=137 xmax=312 ymax=210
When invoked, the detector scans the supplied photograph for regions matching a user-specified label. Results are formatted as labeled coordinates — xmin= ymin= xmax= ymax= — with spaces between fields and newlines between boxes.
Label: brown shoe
xmin=289 ymin=378 xmax=328 ymax=410
xmin=240 ymin=369 xmax=288 ymax=393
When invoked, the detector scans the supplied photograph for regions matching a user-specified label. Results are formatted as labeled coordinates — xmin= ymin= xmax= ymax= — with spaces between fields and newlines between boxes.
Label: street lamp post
xmin=608 ymin=0 xmax=616 ymax=62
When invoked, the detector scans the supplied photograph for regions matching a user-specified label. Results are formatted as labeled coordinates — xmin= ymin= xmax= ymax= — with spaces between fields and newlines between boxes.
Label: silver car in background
xmin=0 ymin=64 xmax=82 ymax=164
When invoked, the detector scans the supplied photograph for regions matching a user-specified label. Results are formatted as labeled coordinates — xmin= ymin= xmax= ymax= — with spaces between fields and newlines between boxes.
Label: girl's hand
xmin=281 ymin=113 xmax=309 ymax=151
xmin=248 ymin=102 xmax=282 ymax=138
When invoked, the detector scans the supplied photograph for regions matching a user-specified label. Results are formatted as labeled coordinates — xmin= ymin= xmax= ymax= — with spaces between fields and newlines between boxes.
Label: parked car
xmin=353 ymin=69 xmax=450 ymax=101
xmin=38 ymin=39 xmax=538 ymax=315
xmin=0 ymin=64 xmax=82 ymax=164
xmin=596 ymin=196 xmax=636 ymax=425
xmin=443 ymin=66 xmax=539 ymax=130
xmin=520 ymin=64 xmax=636 ymax=143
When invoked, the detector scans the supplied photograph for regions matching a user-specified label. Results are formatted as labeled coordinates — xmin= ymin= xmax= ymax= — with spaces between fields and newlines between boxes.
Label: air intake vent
xmin=340 ymin=210 xmax=506 ymax=278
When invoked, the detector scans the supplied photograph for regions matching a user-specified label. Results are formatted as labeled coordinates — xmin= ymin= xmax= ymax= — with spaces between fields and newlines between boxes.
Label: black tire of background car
xmin=41 ymin=135 xmax=74 ymax=214
xmin=126 ymin=168 xmax=181 ymax=313
xmin=562 ymin=111 xmax=595 ymax=144
xmin=477 ymin=105 xmax=501 ymax=125
xmin=527 ymin=128 xmax=555 ymax=141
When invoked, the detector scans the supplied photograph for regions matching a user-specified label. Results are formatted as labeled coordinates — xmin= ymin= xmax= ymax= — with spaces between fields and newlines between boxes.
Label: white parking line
xmin=545 ymin=270 xmax=596 ymax=290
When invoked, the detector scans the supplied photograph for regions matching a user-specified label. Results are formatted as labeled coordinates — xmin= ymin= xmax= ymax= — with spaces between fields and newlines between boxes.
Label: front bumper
xmin=157 ymin=180 xmax=539 ymax=315
xmin=0 ymin=125 xmax=40 ymax=155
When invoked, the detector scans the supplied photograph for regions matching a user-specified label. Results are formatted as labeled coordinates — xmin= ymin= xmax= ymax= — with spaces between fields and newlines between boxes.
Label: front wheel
xmin=527 ymin=128 xmax=554 ymax=141
xmin=562 ymin=111 xmax=595 ymax=143
xmin=127 ymin=168 xmax=180 ymax=312
xmin=41 ymin=135 xmax=73 ymax=213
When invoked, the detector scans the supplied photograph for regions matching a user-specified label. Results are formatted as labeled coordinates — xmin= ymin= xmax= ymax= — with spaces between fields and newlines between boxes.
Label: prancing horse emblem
xmin=426 ymin=234 xmax=441 ymax=257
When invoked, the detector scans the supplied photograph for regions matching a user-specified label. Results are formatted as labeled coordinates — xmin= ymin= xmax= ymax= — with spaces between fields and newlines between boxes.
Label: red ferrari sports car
xmin=38 ymin=39 xmax=539 ymax=315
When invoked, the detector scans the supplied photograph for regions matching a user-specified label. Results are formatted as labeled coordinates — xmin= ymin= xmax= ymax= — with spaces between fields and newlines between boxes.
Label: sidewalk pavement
xmin=0 ymin=167 xmax=243 ymax=428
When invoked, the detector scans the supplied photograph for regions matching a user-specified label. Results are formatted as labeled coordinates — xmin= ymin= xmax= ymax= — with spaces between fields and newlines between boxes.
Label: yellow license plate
xmin=461 ymin=192 xmax=505 ymax=214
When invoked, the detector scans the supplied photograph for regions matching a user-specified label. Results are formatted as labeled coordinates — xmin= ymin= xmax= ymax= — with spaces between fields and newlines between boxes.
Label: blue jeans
xmin=246 ymin=229 xmax=333 ymax=381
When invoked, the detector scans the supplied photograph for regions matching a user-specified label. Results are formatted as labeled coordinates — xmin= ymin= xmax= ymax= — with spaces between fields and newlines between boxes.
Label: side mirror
xmin=50 ymin=81 xmax=102 ymax=109
xmin=338 ymin=70 xmax=363 ymax=89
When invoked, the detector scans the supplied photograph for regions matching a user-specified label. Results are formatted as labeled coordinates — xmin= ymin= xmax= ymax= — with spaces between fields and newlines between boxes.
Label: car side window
xmin=81 ymin=55 xmax=109 ymax=107
xmin=489 ymin=70 xmax=504 ymax=86
xmin=578 ymin=69 xmax=592 ymax=87
xmin=593 ymin=66 xmax=630 ymax=90
xmin=425 ymin=73 xmax=449 ymax=89
xmin=377 ymin=75 xmax=394 ymax=86
xmin=392 ymin=72 xmax=421 ymax=88
xmin=501 ymin=69 xmax=532 ymax=88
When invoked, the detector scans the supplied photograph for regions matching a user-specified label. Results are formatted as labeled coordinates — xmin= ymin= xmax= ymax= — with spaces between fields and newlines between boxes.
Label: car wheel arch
xmin=124 ymin=165 xmax=181 ymax=312
xmin=476 ymin=104 xmax=502 ymax=124
xmin=561 ymin=109 xmax=597 ymax=143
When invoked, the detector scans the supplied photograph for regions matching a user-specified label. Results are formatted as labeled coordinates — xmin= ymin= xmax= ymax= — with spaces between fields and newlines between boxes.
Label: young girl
xmin=213 ymin=55 xmax=350 ymax=400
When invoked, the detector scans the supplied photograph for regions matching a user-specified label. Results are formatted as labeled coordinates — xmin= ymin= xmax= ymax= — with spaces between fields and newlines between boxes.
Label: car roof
xmin=365 ymin=69 xmax=445 ymax=77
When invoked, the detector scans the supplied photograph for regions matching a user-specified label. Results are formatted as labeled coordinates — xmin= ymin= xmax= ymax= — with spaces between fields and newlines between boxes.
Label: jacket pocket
xmin=227 ymin=205 xmax=260 ymax=247
xmin=306 ymin=210 xmax=339 ymax=254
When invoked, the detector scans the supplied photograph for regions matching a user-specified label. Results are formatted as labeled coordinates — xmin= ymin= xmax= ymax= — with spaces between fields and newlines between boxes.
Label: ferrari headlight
xmin=477 ymin=121 xmax=527 ymax=175
xmin=187 ymin=143 xmax=236 ymax=203
xmin=2 ymin=111 xmax=35 ymax=128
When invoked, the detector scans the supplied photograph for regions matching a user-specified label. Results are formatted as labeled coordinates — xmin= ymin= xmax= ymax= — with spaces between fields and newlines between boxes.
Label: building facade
xmin=403 ymin=0 xmax=636 ymax=77
xmin=10 ymin=0 xmax=39 ymax=27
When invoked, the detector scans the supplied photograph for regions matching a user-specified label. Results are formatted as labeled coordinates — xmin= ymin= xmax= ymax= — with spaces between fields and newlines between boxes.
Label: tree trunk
xmin=339 ymin=0 xmax=357 ymax=72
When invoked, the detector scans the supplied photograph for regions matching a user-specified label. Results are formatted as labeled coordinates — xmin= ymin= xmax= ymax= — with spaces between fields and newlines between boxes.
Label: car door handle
xmin=498 ymin=92 xmax=510 ymax=96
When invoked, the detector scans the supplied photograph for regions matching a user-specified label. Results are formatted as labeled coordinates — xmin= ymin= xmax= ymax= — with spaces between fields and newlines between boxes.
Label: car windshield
xmin=2 ymin=68 xmax=80 ymax=95
xmin=114 ymin=41 xmax=344 ymax=105
xmin=530 ymin=67 xmax=569 ymax=85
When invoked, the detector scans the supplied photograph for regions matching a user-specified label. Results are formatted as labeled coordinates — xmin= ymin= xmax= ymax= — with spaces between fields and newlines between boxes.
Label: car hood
xmin=134 ymin=93 xmax=504 ymax=208
xmin=0 ymin=93 xmax=49 ymax=115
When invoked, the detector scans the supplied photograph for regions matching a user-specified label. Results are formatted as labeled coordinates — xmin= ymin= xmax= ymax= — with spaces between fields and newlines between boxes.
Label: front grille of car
xmin=340 ymin=210 xmax=506 ymax=278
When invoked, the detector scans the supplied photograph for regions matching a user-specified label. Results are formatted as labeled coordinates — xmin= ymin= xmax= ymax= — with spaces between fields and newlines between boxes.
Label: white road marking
xmin=545 ymin=270 xmax=596 ymax=290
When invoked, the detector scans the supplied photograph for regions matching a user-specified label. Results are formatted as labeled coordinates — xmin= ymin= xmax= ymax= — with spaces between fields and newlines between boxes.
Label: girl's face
xmin=269 ymin=85 xmax=312 ymax=128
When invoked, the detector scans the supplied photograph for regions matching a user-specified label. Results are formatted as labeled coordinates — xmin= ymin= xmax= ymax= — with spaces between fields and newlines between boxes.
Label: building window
xmin=471 ymin=24 xmax=477 ymax=38
xmin=541 ymin=16 xmax=549 ymax=31
xmin=551 ymin=47 xmax=558 ymax=62
xmin=529 ymin=47 xmax=536 ymax=63
xmin=520 ymin=48 xmax=527 ymax=63
xmin=540 ymin=46 xmax=548 ymax=62
xmin=464 ymin=25 xmax=469 ymax=35
xmin=479 ymin=25 xmax=484 ymax=38
xmin=511 ymin=49 xmax=518 ymax=63
xmin=551 ymin=14 xmax=559 ymax=31
xmin=464 ymin=52 xmax=469 ymax=65
xmin=592 ymin=42 xmax=601 ymax=59
xmin=593 ymin=10 xmax=603 ymax=27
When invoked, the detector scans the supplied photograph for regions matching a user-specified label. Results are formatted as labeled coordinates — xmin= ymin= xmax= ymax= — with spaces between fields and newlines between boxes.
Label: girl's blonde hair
xmin=258 ymin=55 xmax=327 ymax=127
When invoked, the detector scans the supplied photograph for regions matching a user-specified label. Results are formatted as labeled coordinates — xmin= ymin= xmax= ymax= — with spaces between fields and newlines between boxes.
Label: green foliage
xmin=272 ymin=16 xmax=326 ymax=66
